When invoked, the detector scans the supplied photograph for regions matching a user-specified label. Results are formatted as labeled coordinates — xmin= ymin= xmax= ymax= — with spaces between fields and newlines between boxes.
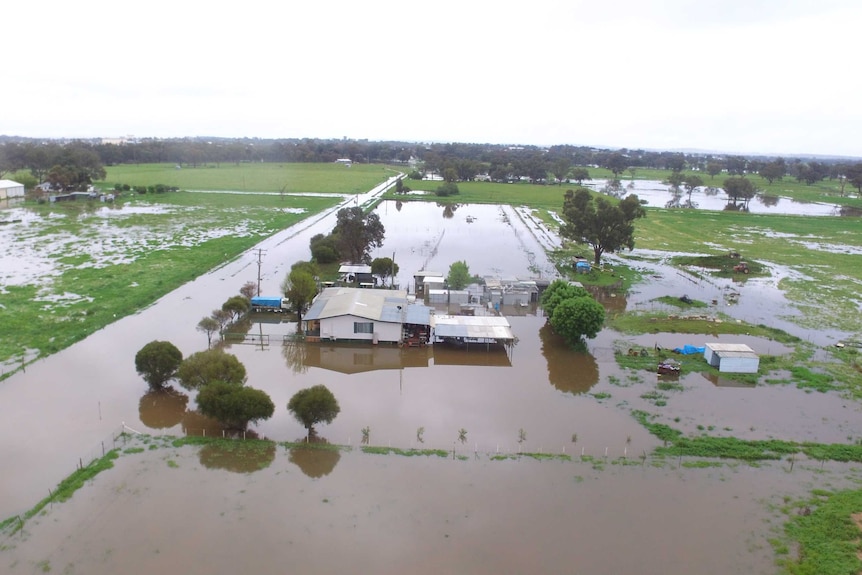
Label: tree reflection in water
xmin=138 ymin=387 xmax=188 ymax=429
xmin=289 ymin=437 xmax=342 ymax=478
xmin=198 ymin=439 xmax=276 ymax=474
xmin=539 ymin=324 xmax=599 ymax=395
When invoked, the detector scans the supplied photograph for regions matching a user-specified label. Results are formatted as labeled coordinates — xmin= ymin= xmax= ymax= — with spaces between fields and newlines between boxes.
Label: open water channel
xmin=2 ymin=179 xmax=861 ymax=574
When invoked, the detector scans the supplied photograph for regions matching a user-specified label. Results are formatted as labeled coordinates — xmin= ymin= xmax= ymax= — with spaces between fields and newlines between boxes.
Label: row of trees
xmin=134 ymin=341 xmax=340 ymax=434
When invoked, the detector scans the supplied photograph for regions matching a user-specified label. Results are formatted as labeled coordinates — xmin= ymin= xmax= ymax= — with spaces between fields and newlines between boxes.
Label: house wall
xmin=704 ymin=347 xmax=718 ymax=367
xmin=0 ymin=184 xmax=25 ymax=199
xmin=319 ymin=314 xmax=401 ymax=343
xmin=717 ymin=356 xmax=759 ymax=373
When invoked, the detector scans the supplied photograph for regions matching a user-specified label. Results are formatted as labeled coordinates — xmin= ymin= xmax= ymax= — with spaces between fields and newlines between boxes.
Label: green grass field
xmin=1 ymin=163 xmax=393 ymax=377
xmin=98 ymin=162 xmax=400 ymax=194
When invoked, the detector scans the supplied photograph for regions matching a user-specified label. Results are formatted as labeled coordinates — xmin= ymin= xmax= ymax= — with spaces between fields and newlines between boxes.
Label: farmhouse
xmin=703 ymin=343 xmax=760 ymax=373
xmin=302 ymin=287 xmax=432 ymax=345
xmin=0 ymin=180 xmax=25 ymax=200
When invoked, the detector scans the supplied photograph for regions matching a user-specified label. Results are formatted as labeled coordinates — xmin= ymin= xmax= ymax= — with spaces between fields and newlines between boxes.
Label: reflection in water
xmin=181 ymin=410 xmax=224 ymax=437
xmin=198 ymin=441 xmax=276 ymax=473
xmin=585 ymin=285 xmax=627 ymax=315
xmin=288 ymin=443 xmax=341 ymax=478
xmin=539 ymin=325 xmax=599 ymax=394
xmin=432 ymin=344 xmax=511 ymax=367
xmin=759 ymin=194 xmax=780 ymax=207
xmin=303 ymin=344 xmax=431 ymax=374
xmin=441 ymin=203 xmax=458 ymax=219
xmin=138 ymin=388 xmax=188 ymax=429
xmin=283 ymin=338 xmax=311 ymax=374
xmin=700 ymin=372 xmax=756 ymax=388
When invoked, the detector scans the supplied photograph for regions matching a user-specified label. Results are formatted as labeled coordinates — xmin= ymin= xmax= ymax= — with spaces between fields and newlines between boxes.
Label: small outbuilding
xmin=0 ymin=180 xmax=25 ymax=200
xmin=703 ymin=343 xmax=759 ymax=373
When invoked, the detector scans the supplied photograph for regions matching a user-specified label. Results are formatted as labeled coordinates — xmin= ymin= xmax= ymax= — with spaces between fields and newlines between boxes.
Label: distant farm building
xmin=703 ymin=343 xmax=760 ymax=373
xmin=0 ymin=180 xmax=25 ymax=200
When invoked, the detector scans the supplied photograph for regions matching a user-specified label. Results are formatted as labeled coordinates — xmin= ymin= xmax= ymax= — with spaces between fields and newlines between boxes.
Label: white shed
xmin=0 ymin=180 xmax=25 ymax=200
xmin=703 ymin=343 xmax=759 ymax=373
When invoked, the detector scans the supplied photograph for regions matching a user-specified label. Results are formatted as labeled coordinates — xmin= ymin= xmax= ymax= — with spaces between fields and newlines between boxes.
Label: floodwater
xmin=2 ymin=177 xmax=861 ymax=573
xmin=8 ymin=442 xmax=856 ymax=575
xmin=585 ymin=179 xmax=847 ymax=216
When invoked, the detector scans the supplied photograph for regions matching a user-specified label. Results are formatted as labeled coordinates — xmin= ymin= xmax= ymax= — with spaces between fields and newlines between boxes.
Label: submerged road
xmin=0 ymin=175 xmax=400 ymax=518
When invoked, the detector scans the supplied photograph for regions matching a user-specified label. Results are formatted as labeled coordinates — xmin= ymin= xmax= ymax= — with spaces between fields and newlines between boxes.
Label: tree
xmin=551 ymin=158 xmax=570 ymax=185
xmin=723 ymin=176 xmax=757 ymax=205
xmin=447 ymin=260 xmax=471 ymax=290
xmin=759 ymin=161 xmax=785 ymax=185
xmin=309 ymin=233 xmax=340 ymax=264
xmin=570 ymin=167 xmax=591 ymax=185
xmin=682 ymin=174 xmax=704 ymax=205
xmin=706 ymin=161 xmax=723 ymax=179
xmin=540 ymin=279 xmax=589 ymax=319
xmin=197 ymin=381 xmax=275 ymax=430
xmin=134 ymin=340 xmax=183 ymax=390
xmin=665 ymin=154 xmax=686 ymax=173
xmin=287 ymin=384 xmax=341 ymax=433
xmin=197 ymin=317 xmax=220 ymax=348
xmin=605 ymin=153 xmax=628 ymax=178
xmin=371 ymin=257 xmax=399 ymax=287
xmin=435 ymin=182 xmax=459 ymax=197
xmin=560 ymin=189 xmax=646 ymax=265
xmin=550 ymin=296 xmax=606 ymax=346
xmin=281 ymin=266 xmax=318 ymax=323
xmin=666 ymin=172 xmax=684 ymax=192
xmin=332 ymin=207 xmax=385 ymax=263
xmin=211 ymin=309 xmax=232 ymax=332
xmin=845 ymin=163 xmax=862 ymax=194
xmin=239 ymin=281 xmax=257 ymax=299
xmin=177 ymin=349 xmax=247 ymax=390
xmin=222 ymin=295 xmax=251 ymax=322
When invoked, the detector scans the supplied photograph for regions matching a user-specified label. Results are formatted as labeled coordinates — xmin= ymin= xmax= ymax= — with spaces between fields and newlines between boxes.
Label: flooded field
xmin=2 ymin=188 xmax=861 ymax=573
xmin=7 ymin=442 xmax=857 ymax=575
xmin=585 ymin=179 xmax=845 ymax=216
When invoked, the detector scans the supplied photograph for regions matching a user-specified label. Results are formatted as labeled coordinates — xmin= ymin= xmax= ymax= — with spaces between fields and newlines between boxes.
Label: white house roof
xmin=423 ymin=276 xmax=445 ymax=285
xmin=304 ymin=287 xmax=407 ymax=323
xmin=338 ymin=264 xmax=372 ymax=274
xmin=705 ymin=343 xmax=758 ymax=357
xmin=432 ymin=315 xmax=514 ymax=341
xmin=0 ymin=180 xmax=24 ymax=189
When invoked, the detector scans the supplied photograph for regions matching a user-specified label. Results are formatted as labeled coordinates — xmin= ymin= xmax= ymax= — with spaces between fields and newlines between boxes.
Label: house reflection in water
xmin=301 ymin=342 xmax=512 ymax=375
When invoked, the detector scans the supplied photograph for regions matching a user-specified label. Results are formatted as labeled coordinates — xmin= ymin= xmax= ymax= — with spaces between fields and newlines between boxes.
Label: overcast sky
xmin=4 ymin=0 xmax=859 ymax=157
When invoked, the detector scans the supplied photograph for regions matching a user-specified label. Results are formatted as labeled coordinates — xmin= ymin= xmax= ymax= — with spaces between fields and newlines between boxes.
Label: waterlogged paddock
xmin=7 ymin=442 xmax=853 ymax=575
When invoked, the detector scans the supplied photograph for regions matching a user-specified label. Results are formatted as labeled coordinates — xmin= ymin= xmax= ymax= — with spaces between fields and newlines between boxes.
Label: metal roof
xmin=432 ymin=315 xmax=514 ymax=341
xmin=705 ymin=343 xmax=758 ymax=358
xmin=304 ymin=287 xmax=410 ymax=323
xmin=338 ymin=264 xmax=372 ymax=274
xmin=0 ymin=180 xmax=24 ymax=188
xmin=404 ymin=304 xmax=432 ymax=325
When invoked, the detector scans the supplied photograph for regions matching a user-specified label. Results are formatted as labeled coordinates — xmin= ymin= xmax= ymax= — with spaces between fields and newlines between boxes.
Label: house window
xmin=354 ymin=322 xmax=374 ymax=334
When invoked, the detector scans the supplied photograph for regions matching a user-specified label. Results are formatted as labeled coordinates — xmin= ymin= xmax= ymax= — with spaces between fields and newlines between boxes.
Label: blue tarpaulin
xmin=673 ymin=345 xmax=705 ymax=355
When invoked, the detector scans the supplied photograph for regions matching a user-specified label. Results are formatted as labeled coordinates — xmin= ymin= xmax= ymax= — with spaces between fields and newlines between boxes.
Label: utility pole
xmin=255 ymin=248 xmax=267 ymax=296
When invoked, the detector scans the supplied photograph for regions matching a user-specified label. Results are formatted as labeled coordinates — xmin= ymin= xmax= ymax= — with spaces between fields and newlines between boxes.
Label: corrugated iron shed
xmin=433 ymin=315 xmax=514 ymax=342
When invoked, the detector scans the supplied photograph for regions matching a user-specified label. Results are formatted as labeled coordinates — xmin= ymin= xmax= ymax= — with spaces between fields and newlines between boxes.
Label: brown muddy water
xmin=2 ymin=191 xmax=861 ymax=573
xmin=7 ymin=442 xmax=857 ymax=575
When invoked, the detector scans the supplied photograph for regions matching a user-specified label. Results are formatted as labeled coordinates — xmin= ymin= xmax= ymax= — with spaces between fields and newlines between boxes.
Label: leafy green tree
xmin=222 ymin=295 xmax=251 ymax=322
xmin=211 ymin=309 xmax=231 ymax=332
xmin=665 ymin=154 xmax=686 ymax=173
xmin=332 ymin=206 xmax=385 ymax=263
xmin=666 ymin=172 xmax=684 ymax=191
xmin=371 ymin=257 xmax=399 ymax=287
xmin=845 ymin=163 xmax=862 ymax=194
xmin=287 ymin=384 xmax=341 ymax=433
xmin=706 ymin=161 xmax=723 ymax=179
xmin=447 ymin=260 xmax=471 ymax=290
xmin=605 ymin=153 xmax=628 ymax=178
xmin=722 ymin=177 xmax=757 ymax=205
xmin=177 ymin=349 xmax=247 ymax=390
xmin=560 ymin=189 xmax=646 ymax=265
xmin=570 ymin=167 xmax=591 ymax=185
xmin=134 ymin=340 xmax=183 ymax=390
xmin=310 ymin=233 xmax=340 ymax=263
xmin=540 ymin=279 xmax=589 ymax=319
xmin=435 ymin=182 xmax=459 ymax=197
xmin=551 ymin=158 xmax=570 ymax=185
xmin=550 ymin=297 xmax=606 ymax=346
xmin=759 ymin=161 xmax=785 ymax=185
xmin=197 ymin=316 xmax=220 ymax=349
xmin=281 ymin=266 xmax=318 ymax=323
xmin=197 ymin=381 xmax=275 ymax=430
xmin=682 ymin=174 xmax=704 ymax=205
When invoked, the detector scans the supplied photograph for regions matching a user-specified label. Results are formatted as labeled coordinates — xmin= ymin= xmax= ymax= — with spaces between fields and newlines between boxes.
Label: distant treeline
xmin=1 ymin=136 xmax=861 ymax=192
